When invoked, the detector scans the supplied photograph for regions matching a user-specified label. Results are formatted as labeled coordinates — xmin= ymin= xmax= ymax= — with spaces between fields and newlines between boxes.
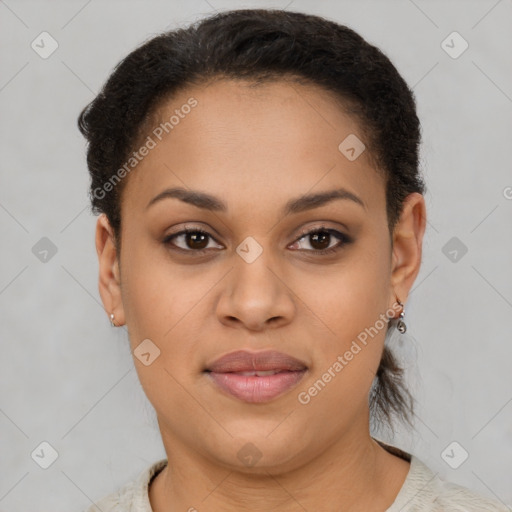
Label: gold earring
xmin=110 ymin=313 xmax=116 ymax=327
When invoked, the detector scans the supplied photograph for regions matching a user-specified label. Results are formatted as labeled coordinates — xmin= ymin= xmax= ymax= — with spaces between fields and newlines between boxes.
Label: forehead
xmin=121 ymin=78 xmax=386 ymax=219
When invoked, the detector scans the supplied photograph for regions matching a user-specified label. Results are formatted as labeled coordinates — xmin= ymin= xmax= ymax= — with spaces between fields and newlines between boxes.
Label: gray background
xmin=1 ymin=0 xmax=511 ymax=510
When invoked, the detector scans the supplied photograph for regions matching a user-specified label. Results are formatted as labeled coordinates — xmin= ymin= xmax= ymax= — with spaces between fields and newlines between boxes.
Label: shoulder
xmin=83 ymin=459 xmax=168 ymax=512
xmin=373 ymin=437 xmax=509 ymax=512
xmin=390 ymin=455 xmax=509 ymax=512
xmin=433 ymin=478 xmax=510 ymax=512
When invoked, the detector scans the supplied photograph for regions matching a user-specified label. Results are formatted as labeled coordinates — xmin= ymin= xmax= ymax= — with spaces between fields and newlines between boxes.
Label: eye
xmin=289 ymin=226 xmax=352 ymax=255
xmin=163 ymin=227 xmax=223 ymax=254
xmin=163 ymin=225 xmax=352 ymax=256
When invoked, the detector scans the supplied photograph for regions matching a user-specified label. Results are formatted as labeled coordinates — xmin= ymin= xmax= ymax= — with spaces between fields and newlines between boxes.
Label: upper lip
xmin=205 ymin=350 xmax=308 ymax=373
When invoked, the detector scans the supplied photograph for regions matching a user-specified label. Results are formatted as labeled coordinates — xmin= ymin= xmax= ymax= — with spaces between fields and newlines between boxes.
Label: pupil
xmin=310 ymin=231 xmax=330 ymax=250
xmin=188 ymin=232 xmax=208 ymax=249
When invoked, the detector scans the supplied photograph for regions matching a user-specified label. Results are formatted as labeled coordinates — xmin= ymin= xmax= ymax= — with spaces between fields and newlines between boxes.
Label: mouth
xmin=203 ymin=350 xmax=308 ymax=403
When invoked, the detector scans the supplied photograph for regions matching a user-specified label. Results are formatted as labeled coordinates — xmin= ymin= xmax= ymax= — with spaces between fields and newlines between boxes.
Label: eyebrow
xmin=145 ymin=186 xmax=366 ymax=215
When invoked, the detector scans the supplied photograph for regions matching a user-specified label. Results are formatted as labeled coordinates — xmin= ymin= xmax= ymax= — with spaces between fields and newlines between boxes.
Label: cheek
xmin=119 ymin=244 xmax=210 ymax=413
xmin=307 ymin=240 xmax=390 ymax=341
xmin=297 ymin=240 xmax=391 ymax=404
xmin=120 ymin=240 xmax=215 ymax=368
xmin=120 ymin=238 xmax=189 ymax=336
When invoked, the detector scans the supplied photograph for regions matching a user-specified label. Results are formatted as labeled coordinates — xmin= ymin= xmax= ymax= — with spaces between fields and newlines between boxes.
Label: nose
xmin=215 ymin=251 xmax=296 ymax=332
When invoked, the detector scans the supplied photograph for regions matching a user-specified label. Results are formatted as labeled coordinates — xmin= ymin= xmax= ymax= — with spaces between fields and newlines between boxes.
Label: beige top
xmin=85 ymin=440 xmax=509 ymax=511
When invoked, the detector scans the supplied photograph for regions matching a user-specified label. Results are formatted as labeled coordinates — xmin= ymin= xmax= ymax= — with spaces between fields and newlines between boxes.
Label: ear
xmin=96 ymin=214 xmax=125 ymax=326
xmin=389 ymin=192 xmax=427 ymax=308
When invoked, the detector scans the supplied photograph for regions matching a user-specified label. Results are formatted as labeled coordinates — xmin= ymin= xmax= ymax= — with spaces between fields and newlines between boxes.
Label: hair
xmin=78 ymin=8 xmax=425 ymax=431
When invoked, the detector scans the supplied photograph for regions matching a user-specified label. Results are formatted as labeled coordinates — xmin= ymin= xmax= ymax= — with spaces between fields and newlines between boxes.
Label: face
xmin=96 ymin=78 xmax=425 ymax=473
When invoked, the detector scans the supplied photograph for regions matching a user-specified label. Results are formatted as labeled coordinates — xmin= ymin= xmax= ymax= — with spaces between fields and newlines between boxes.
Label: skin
xmin=96 ymin=79 xmax=426 ymax=511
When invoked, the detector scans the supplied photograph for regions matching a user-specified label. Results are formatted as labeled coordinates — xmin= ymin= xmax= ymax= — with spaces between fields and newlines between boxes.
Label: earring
xmin=396 ymin=298 xmax=407 ymax=334
xmin=110 ymin=313 xmax=116 ymax=327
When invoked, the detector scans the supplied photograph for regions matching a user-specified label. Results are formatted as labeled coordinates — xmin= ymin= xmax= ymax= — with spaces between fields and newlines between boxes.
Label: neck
xmin=149 ymin=419 xmax=410 ymax=512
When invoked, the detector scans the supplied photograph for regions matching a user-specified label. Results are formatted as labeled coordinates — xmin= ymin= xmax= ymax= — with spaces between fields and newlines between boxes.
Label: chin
xmin=205 ymin=426 xmax=311 ymax=475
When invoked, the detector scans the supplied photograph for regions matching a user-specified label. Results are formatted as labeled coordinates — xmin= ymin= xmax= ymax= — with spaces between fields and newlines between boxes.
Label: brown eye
xmin=309 ymin=231 xmax=331 ymax=251
xmin=291 ymin=227 xmax=352 ymax=255
xmin=163 ymin=229 xmax=222 ymax=253
xmin=184 ymin=231 xmax=209 ymax=250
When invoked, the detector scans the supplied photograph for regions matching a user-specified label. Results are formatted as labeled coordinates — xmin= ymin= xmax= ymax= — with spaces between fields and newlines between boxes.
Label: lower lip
xmin=206 ymin=370 xmax=307 ymax=403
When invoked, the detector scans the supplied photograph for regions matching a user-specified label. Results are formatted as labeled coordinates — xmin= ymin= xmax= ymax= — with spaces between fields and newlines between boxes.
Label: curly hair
xmin=78 ymin=8 xmax=425 ymax=431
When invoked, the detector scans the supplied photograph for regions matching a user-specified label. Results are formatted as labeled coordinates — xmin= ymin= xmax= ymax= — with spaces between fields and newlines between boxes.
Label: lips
xmin=204 ymin=350 xmax=308 ymax=403
xmin=205 ymin=349 xmax=308 ymax=373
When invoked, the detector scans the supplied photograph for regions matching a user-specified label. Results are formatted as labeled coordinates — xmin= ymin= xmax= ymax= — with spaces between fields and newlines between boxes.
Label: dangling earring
xmin=110 ymin=313 xmax=116 ymax=327
xmin=396 ymin=298 xmax=407 ymax=334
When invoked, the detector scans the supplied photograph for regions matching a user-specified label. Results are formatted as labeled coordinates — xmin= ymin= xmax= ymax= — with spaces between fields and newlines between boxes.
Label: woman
xmin=79 ymin=9 xmax=508 ymax=512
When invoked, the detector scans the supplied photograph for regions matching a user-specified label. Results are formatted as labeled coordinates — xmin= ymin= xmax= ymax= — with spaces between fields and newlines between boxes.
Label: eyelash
xmin=162 ymin=225 xmax=352 ymax=257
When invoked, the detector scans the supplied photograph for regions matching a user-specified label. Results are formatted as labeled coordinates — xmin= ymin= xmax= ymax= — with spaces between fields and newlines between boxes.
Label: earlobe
xmin=96 ymin=214 xmax=125 ymax=327
xmin=389 ymin=192 xmax=427 ymax=306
